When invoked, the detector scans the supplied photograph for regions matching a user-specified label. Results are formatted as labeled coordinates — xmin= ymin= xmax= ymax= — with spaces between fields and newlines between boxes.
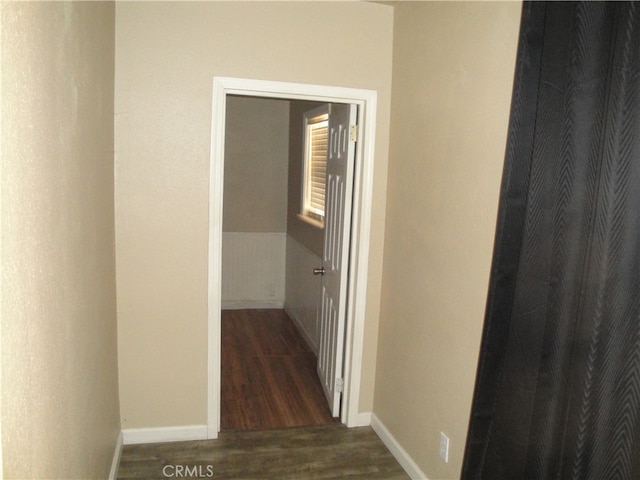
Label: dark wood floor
xmin=117 ymin=424 xmax=411 ymax=480
xmin=221 ymin=309 xmax=336 ymax=430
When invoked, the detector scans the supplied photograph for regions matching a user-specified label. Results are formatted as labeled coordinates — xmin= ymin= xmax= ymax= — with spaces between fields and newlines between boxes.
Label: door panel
xmin=317 ymin=103 xmax=357 ymax=416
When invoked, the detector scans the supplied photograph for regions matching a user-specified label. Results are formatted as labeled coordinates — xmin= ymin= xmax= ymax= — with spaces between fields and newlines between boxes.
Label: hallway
xmin=3 ymin=2 xmax=525 ymax=478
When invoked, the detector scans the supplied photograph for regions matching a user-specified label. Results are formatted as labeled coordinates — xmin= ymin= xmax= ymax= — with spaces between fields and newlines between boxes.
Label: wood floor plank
xmin=117 ymin=424 xmax=412 ymax=480
xmin=221 ymin=309 xmax=336 ymax=431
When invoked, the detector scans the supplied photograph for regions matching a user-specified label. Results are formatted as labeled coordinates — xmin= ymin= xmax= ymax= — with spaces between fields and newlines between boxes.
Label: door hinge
xmin=349 ymin=125 xmax=358 ymax=142
xmin=336 ymin=378 xmax=344 ymax=393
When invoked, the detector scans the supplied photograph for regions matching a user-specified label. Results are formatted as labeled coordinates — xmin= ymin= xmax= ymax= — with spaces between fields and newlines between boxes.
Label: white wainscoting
xmin=222 ymin=232 xmax=286 ymax=309
xmin=284 ymin=235 xmax=322 ymax=353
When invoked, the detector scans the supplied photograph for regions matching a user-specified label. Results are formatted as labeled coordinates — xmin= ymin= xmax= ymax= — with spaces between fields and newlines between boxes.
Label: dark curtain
xmin=461 ymin=2 xmax=640 ymax=479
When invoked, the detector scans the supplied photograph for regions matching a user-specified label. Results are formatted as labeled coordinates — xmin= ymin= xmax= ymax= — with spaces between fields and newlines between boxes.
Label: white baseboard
xmin=108 ymin=430 xmax=123 ymax=480
xmin=371 ymin=413 xmax=429 ymax=480
xmin=122 ymin=425 xmax=208 ymax=445
xmin=353 ymin=411 xmax=372 ymax=427
xmin=221 ymin=300 xmax=285 ymax=310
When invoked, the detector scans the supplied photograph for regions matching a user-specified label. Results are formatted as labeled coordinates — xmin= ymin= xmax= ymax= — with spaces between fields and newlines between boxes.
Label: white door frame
xmin=207 ymin=77 xmax=377 ymax=438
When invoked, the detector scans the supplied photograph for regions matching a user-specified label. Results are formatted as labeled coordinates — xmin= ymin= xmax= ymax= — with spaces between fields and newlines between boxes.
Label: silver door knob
xmin=313 ymin=267 xmax=325 ymax=276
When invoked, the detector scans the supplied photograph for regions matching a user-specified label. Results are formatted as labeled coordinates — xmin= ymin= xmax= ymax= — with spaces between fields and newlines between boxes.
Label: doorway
xmin=220 ymin=95 xmax=337 ymax=430
xmin=207 ymin=77 xmax=378 ymax=439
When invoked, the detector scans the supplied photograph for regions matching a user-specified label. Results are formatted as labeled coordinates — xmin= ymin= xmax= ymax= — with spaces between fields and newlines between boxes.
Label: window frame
xmin=300 ymin=105 xmax=329 ymax=228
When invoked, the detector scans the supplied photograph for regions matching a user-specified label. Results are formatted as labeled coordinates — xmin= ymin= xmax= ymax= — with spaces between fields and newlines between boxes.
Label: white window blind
xmin=302 ymin=107 xmax=329 ymax=224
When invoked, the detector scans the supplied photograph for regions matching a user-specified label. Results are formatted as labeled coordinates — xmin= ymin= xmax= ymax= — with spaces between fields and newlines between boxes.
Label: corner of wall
xmin=109 ymin=431 xmax=124 ymax=480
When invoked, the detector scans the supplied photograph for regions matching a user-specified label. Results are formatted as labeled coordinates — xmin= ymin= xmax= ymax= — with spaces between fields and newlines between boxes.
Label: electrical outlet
xmin=439 ymin=432 xmax=450 ymax=463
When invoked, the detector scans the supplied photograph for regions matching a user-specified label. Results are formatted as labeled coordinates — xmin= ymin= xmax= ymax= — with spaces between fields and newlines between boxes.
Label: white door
xmin=317 ymin=103 xmax=358 ymax=416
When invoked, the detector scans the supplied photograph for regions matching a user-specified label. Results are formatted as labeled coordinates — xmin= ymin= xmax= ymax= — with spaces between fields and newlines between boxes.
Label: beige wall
xmin=115 ymin=1 xmax=393 ymax=428
xmin=224 ymin=96 xmax=290 ymax=233
xmin=374 ymin=2 xmax=521 ymax=479
xmin=1 ymin=2 xmax=120 ymax=478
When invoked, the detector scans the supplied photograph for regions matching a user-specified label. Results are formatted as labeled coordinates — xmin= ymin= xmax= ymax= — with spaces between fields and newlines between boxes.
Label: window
xmin=301 ymin=106 xmax=329 ymax=226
